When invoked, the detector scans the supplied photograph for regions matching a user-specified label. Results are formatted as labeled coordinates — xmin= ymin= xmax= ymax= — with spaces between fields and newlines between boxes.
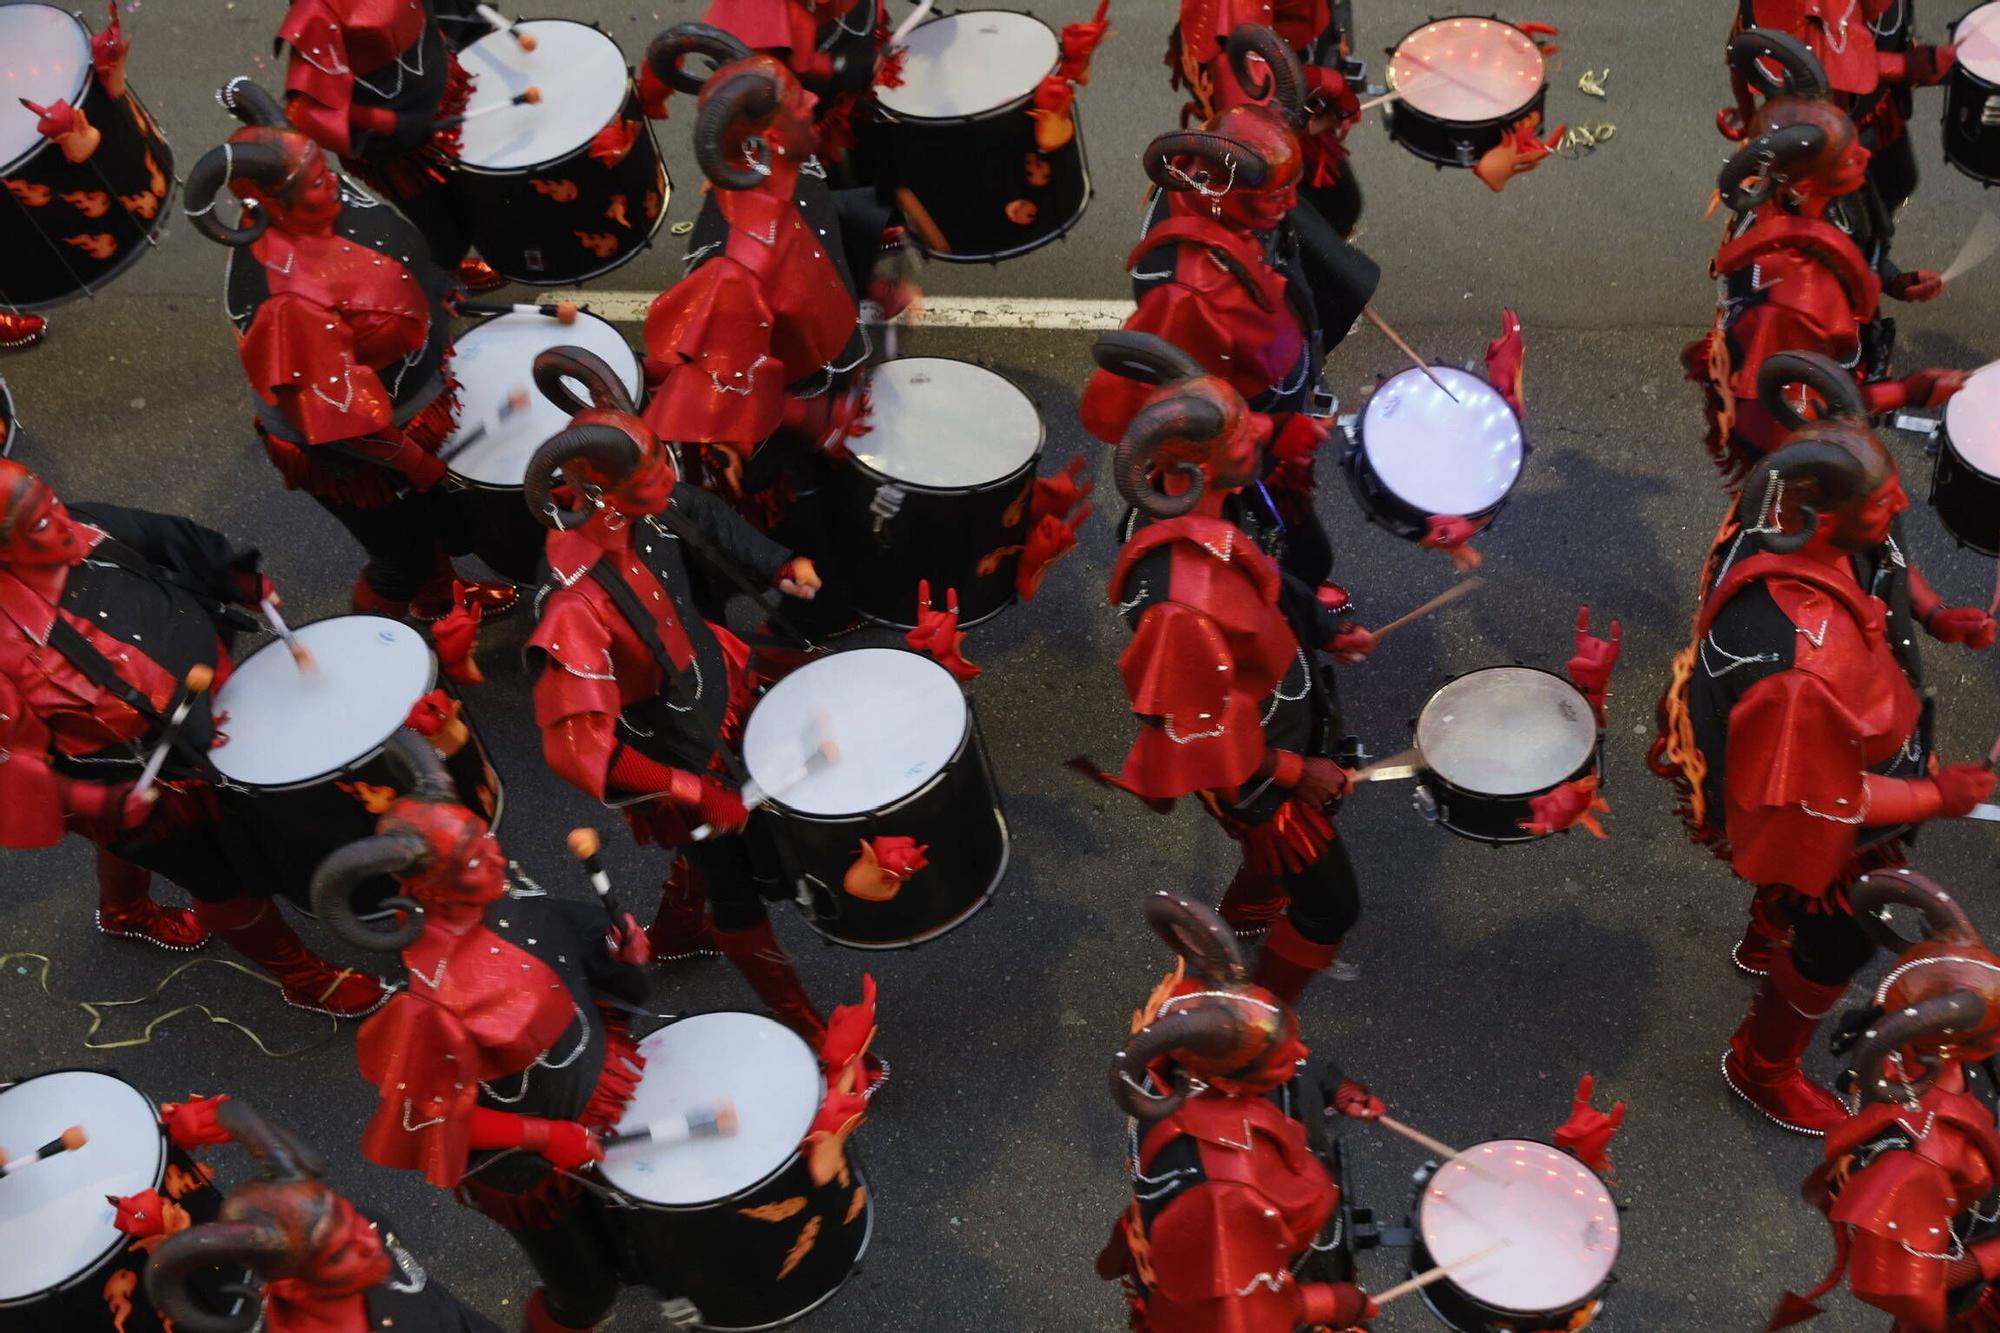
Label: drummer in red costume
xmin=518 ymin=348 xmax=883 ymax=1089
xmin=273 ymin=0 xmax=504 ymax=289
xmin=0 ymin=458 xmax=391 ymax=1016
xmin=310 ymin=732 xmax=658 ymax=1333
xmin=1098 ymin=892 xmax=1381 ymax=1332
xmin=1653 ymin=352 xmax=1997 ymax=1136
xmin=1687 ymin=32 xmax=1963 ymax=489
xmin=1093 ymin=337 xmax=1377 ymax=1004
xmin=184 ymin=80 xmax=514 ymax=630
xmin=1771 ymin=870 xmax=2000 ymax=1332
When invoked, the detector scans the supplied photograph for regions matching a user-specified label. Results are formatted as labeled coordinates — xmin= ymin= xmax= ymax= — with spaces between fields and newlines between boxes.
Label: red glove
xmin=110 ymin=1188 xmax=171 ymax=1239
xmin=403 ymin=448 xmax=448 ymax=491
xmin=1520 ymin=775 xmax=1609 ymax=837
xmin=1904 ymin=42 xmax=1958 ymax=84
xmin=1935 ymin=762 xmax=1999 ymax=818
xmin=230 ymin=571 xmax=277 ymax=610
xmin=58 ymin=776 xmax=156 ymax=840
xmin=1566 ymin=605 xmax=1622 ymax=722
xmin=695 ymin=776 xmax=750 ymax=833
xmin=403 ymin=688 xmax=455 ymax=738
xmin=1268 ymin=414 xmax=1330 ymax=493
xmin=1903 ymin=367 xmax=1968 ymax=408
xmin=1888 ymin=269 xmax=1946 ymax=303
xmin=1300 ymin=1282 xmax=1378 ymax=1327
xmin=906 ymin=579 xmax=981 ymax=681
xmin=1332 ymin=1079 xmax=1384 ymax=1120
xmin=1551 ymin=1072 xmax=1626 ymax=1174
xmin=1483 ymin=308 xmax=1526 ymax=416
xmin=1292 ymin=757 xmax=1354 ymax=807
xmin=1057 ymin=0 xmax=1110 ymax=83
xmin=608 ymin=911 xmax=651 ymax=966
xmin=1517 ymin=19 xmax=1561 ymax=53
xmin=1924 ymin=605 xmax=1998 ymax=649
xmin=161 ymin=1094 xmax=233 ymax=1151
xmin=469 ymin=1108 xmax=603 ymax=1170
xmin=1327 ymin=621 xmax=1376 ymax=664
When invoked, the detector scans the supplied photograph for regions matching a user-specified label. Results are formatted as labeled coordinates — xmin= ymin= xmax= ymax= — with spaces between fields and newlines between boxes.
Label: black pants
xmin=1786 ymin=898 xmax=1876 ymax=988
xmin=1865 ymin=129 xmax=1920 ymax=221
xmin=681 ymin=833 xmax=769 ymax=933
xmin=1284 ymin=838 xmax=1363 ymax=946
xmin=502 ymin=1201 xmax=626 ymax=1327
xmin=311 ymin=488 xmax=451 ymax=604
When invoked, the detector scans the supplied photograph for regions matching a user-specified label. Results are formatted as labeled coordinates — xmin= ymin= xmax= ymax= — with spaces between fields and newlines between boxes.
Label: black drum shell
xmin=841 ymin=452 xmax=1037 ymax=629
xmin=609 ymin=1141 xmax=872 ymax=1331
xmin=751 ymin=698 xmax=1008 ymax=948
xmin=439 ymin=474 xmax=546 ymax=583
xmin=1340 ymin=432 xmax=1516 ymax=543
xmin=0 ymin=34 xmax=175 ymax=310
xmin=1944 ymin=7 xmax=2000 ymax=185
xmin=873 ymin=34 xmax=1090 ymax=262
xmin=455 ymin=46 xmax=670 ymax=285
xmin=1931 ymin=417 xmax=2000 ymax=556
xmin=1384 ymin=17 xmax=1547 ymax=170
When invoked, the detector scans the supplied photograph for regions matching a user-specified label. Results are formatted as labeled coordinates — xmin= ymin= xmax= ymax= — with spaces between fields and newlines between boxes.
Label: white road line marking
xmin=544 ymin=290 xmax=1136 ymax=330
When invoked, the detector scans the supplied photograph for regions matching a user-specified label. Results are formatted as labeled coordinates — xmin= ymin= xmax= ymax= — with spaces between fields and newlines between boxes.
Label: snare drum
xmin=600 ymin=1013 xmax=872 ymax=1331
xmin=743 ymin=647 xmax=1008 ymax=948
xmin=1384 ymin=16 xmax=1548 ymax=169
xmin=0 ymin=3 xmax=174 ymax=310
xmin=1409 ymin=1139 xmax=1620 ymax=1332
xmin=1933 ymin=361 xmax=2000 ymax=554
xmin=1343 ymin=365 xmax=1525 ymax=541
xmin=454 ymin=19 xmax=670 ymax=284
xmin=1945 ymin=3 xmax=2000 ymax=184
xmin=842 ymin=357 xmax=1044 ymax=628
xmin=441 ymin=309 xmax=640 ymax=581
xmin=0 ymin=1070 xmax=242 ymax=1332
xmin=1413 ymin=667 xmax=1599 ymax=844
xmin=210 ymin=616 xmax=503 ymax=909
xmin=873 ymin=10 xmax=1091 ymax=261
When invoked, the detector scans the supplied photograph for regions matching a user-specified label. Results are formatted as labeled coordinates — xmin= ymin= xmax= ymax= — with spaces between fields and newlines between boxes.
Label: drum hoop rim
xmin=453 ymin=37 xmax=648 ymax=174
xmin=1939 ymin=419 xmax=2000 ymax=484
xmin=847 ymin=356 xmax=1046 ymax=491
xmin=0 ymin=5 xmax=93 ymax=178
xmin=872 ymin=10 xmax=1060 ymax=123
xmin=1343 ymin=444 xmax=1516 ymax=525
xmin=1414 ymin=665 xmax=1598 ymax=796
xmin=0 ymin=1069 xmax=165 ymax=1307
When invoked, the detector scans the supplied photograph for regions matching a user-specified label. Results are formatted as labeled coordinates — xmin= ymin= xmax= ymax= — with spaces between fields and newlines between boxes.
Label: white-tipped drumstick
xmin=1373 ymin=1115 xmax=1511 ymax=1185
xmin=1943 ymin=211 xmax=2000 ymax=284
xmin=1371 ymin=1241 xmax=1510 ymax=1307
xmin=1371 ymin=577 xmax=1486 ymax=641
xmin=890 ymin=0 xmax=936 ymax=47
xmin=601 ymin=1100 xmax=738 ymax=1149
xmin=261 ymin=598 xmax=315 ymax=672
xmin=1363 ymin=304 xmax=1459 ymax=403
xmin=434 ymin=88 xmax=540 ymax=134
xmin=0 ymin=1125 xmax=87 ymax=1175
xmin=692 ymin=712 xmax=840 ymax=840
xmin=476 ymin=4 xmax=538 ymax=49
xmin=133 ymin=666 xmax=215 ymax=800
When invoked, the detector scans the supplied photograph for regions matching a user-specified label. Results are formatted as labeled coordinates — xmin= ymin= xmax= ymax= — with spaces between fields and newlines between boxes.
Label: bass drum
xmin=1413 ymin=667 xmax=1599 ymax=844
xmin=872 ymin=10 xmax=1090 ymax=261
xmin=209 ymin=616 xmax=503 ymax=910
xmin=454 ymin=19 xmax=670 ymax=283
xmin=599 ymin=1013 xmax=871 ymax=1332
xmin=0 ymin=3 xmax=175 ymax=310
xmin=0 ymin=1071 xmax=244 ymax=1332
xmin=1384 ymin=15 xmax=1548 ymax=169
xmin=1944 ymin=3 xmax=2000 ymax=184
xmin=1343 ymin=365 xmax=1525 ymax=541
xmin=841 ymin=357 xmax=1044 ymax=628
xmin=744 ymin=647 xmax=1007 ymax=948
xmin=1933 ymin=359 xmax=2000 ymax=554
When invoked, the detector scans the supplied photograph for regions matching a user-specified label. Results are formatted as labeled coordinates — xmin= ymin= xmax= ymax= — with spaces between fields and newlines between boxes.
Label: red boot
xmin=522 ymin=1289 xmax=595 ymax=1333
xmin=1216 ymin=864 xmax=1288 ymax=941
xmin=1721 ymin=949 xmax=1849 ymax=1135
xmin=0 ymin=311 xmax=45 ymax=350
xmin=715 ymin=916 xmax=886 ymax=1092
xmin=350 ymin=574 xmax=410 ymax=619
xmin=648 ymin=858 xmax=718 ymax=961
xmin=193 ymin=895 xmax=391 ymax=1018
xmin=410 ymin=575 xmax=520 ymax=622
xmin=1253 ymin=916 xmax=1341 ymax=1006
xmin=456 ymin=256 xmax=508 ymax=294
xmin=1733 ymin=883 xmax=1790 ymax=978
xmin=94 ymin=849 xmax=207 ymax=950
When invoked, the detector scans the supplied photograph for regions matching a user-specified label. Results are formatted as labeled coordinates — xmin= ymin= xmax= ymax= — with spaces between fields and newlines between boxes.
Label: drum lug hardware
xmin=869 ymin=484 xmax=908 ymax=537
xmin=1412 ymin=783 xmax=1439 ymax=823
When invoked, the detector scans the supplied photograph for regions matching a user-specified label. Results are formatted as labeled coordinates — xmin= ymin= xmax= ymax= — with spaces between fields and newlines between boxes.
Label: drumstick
xmin=1373 ymin=1115 xmax=1510 ymax=1185
xmin=1355 ymin=747 xmax=1420 ymax=782
xmin=476 ymin=4 xmax=538 ymax=50
xmin=133 ymin=666 xmax=215 ymax=801
xmin=1942 ymin=210 xmax=2000 ymax=284
xmin=433 ymin=88 xmax=540 ymax=134
xmin=438 ymin=387 xmax=533 ymax=464
xmin=261 ymin=597 xmax=316 ymax=673
xmin=691 ymin=723 xmax=841 ymax=840
xmin=601 ymin=1100 xmax=739 ymax=1150
xmin=890 ymin=0 xmax=936 ymax=46
xmin=1363 ymin=305 xmax=1459 ymax=402
xmin=1355 ymin=89 xmax=1402 ymax=113
xmin=455 ymin=301 xmax=582 ymax=325
xmin=1371 ymin=578 xmax=1486 ymax=641
xmin=567 ymin=827 xmax=625 ymax=922
xmin=0 ymin=1125 xmax=87 ymax=1176
xmin=1370 ymin=1242 xmax=1510 ymax=1308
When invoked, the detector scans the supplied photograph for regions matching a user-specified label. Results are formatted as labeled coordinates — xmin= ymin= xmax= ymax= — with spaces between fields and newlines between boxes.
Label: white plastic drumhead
xmin=1417 ymin=667 xmax=1595 ymax=796
xmin=0 ymin=6 xmax=89 ymax=172
xmin=1420 ymin=1140 xmax=1619 ymax=1314
xmin=742 ymin=648 xmax=967 ymax=816
xmin=1959 ymin=2 xmax=2000 ymax=80
xmin=446 ymin=312 xmax=640 ymax=485
xmin=1390 ymin=17 xmax=1545 ymax=121
xmin=849 ymin=358 xmax=1043 ymax=488
xmin=874 ymin=11 xmax=1057 ymax=118
xmin=211 ymin=616 xmax=435 ymax=787
xmin=0 ymin=1071 xmax=163 ymax=1302
xmin=600 ymin=1013 xmax=822 ymax=1205
xmin=1945 ymin=360 xmax=2000 ymax=479
xmin=457 ymin=20 xmax=628 ymax=169
xmin=1361 ymin=366 xmax=1524 ymax=515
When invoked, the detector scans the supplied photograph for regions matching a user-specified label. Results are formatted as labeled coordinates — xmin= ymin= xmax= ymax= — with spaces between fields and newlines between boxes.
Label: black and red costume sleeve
xmin=642 ymin=258 xmax=788 ymax=458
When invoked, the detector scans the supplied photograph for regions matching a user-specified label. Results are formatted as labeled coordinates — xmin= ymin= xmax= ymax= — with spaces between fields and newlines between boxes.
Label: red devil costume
xmin=1098 ymin=892 xmax=1379 ymax=1332
xmin=1653 ymin=353 xmax=1997 ymax=1136
xmin=134 ymin=1097 xmax=502 ymax=1333
xmin=1773 ymin=870 xmax=2000 ymax=1332
xmin=311 ymin=732 xmax=656 ymax=1333
xmin=519 ymin=348 xmax=882 ymax=1092
xmin=0 ymin=459 xmax=389 ymax=1016
xmin=1687 ymin=31 xmax=1961 ymax=489
xmin=187 ymin=80 xmax=513 ymax=628
xmin=274 ymin=0 xmax=500 ymax=287
xmin=1094 ymin=337 xmax=1377 ymax=1006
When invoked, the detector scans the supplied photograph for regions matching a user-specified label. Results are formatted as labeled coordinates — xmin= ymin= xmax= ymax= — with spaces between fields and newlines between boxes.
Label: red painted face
xmin=771 ymin=78 xmax=821 ymax=159
xmin=1209 ymin=106 xmax=1303 ymax=232
xmin=280 ymin=149 xmax=343 ymax=230
xmin=383 ymin=799 xmax=506 ymax=914
xmin=1830 ymin=472 xmax=1907 ymax=549
xmin=0 ymin=466 xmax=87 ymax=568
xmin=609 ymin=449 xmax=676 ymax=517
xmin=1825 ymin=135 xmax=1872 ymax=197
xmin=301 ymin=1197 xmax=390 ymax=1297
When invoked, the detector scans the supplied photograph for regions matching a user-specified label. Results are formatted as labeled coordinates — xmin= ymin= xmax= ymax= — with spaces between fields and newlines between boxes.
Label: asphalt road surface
xmin=4 ymin=0 xmax=1999 ymax=1330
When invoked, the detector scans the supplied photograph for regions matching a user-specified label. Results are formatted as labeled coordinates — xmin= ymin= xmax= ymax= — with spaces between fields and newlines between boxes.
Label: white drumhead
xmin=1361 ymin=366 xmax=1524 ymax=515
xmin=1417 ymin=667 xmax=1595 ymax=796
xmin=743 ymin=648 xmax=966 ymax=816
xmin=458 ymin=20 xmax=629 ymax=169
xmin=447 ymin=312 xmax=640 ymax=485
xmin=1959 ymin=2 xmax=2000 ymax=80
xmin=1945 ymin=360 xmax=2000 ymax=478
xmin=0 ymin=6 xmax=89 ymax=172
xmin=211 ymin=616 xmax=436 ymax=787
xmin=600 ymin=1013 xmax=822 ymax=1205
xmin=0 ymin=1071 xmax=163 ymax=1302
xmin=1390 ymin=17 xmax=1545 ymax=121
xmin=874 ymin=11 xmax=1057 ymax=118
xmin=850 ymin=358 xmax=1042 ymax=488
xmin=1420 ymin=1140 xmax=1619 ymax=1314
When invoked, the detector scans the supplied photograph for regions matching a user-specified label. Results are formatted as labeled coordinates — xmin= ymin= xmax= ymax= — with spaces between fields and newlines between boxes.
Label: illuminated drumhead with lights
xmin=1389 ymin=17 xmax=1545 ymax=122
xmin=1419 ymin=1139 xmax=1620 ymax=1314
xmin=1361 ymin=365 xmax=1523 ymax=515
xmin=0 ymin=6 xmax=89 ymax=174
xmin=1958 ymin=2 xmax=2000 ymax=80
